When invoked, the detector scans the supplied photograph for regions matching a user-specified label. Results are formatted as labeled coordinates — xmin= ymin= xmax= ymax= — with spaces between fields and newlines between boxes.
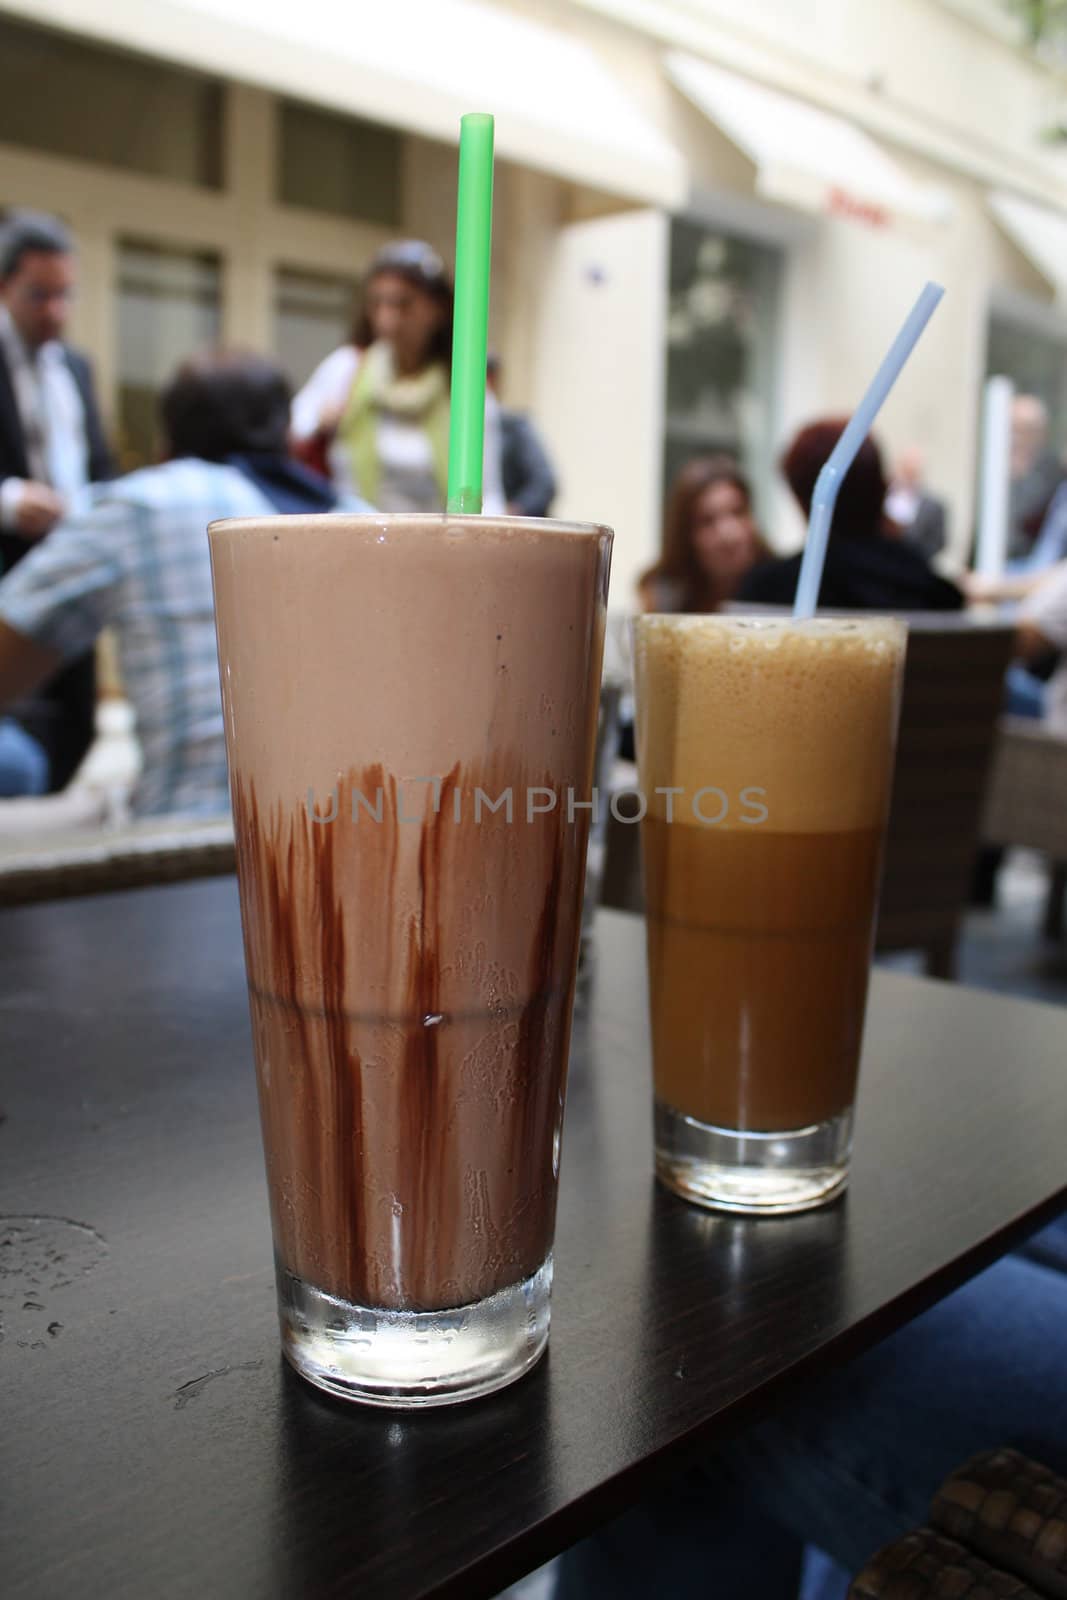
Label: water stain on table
xmin=0 ymin=1215 xmax=108 ymax=1348
xmin=171 ymin=1360 xmax=265 ymax=1411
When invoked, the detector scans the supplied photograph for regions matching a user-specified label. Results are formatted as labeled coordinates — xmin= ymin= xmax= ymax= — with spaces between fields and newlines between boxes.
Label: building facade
xmin=2 ymin=0 xmax=1065 ymax=603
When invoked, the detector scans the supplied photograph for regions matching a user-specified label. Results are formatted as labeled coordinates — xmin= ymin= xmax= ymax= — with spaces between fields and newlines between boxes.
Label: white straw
xmin=975 ymin=375 xmax=1014 ymax=581
xmin=793 ymin=281 xmax=945 ymax=620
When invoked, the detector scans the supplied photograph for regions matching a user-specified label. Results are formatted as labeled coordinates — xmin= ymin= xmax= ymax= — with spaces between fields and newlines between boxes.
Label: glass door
xmin=664 ymin=220 xmax=782 ymax=525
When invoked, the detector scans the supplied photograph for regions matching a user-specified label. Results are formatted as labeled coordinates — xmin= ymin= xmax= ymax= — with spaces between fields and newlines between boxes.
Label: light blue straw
xmin=793 ymin=281 xmax=945 ymax=620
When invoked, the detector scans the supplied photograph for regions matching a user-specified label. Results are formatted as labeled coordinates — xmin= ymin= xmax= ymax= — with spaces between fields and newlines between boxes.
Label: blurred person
xmin=1016 ymin=559 xmax=1067 ymax=735
xmin=965 ymin=508 xmax=1060 ymax=812
xmin=0 ymin=349 xmax=364 ymax=820
xmin=485 ymin=351 xmax=557 ymax=517
xmin=0 ymin=211 xmax=112 ymax=543
xmin=884 ymin=445 xmax=946 ymax=559
xmin=965 ymin=501 xmax=1067 ymax=901
xmin=739 ymin=419 xmax=964 ymax=612
xmin=611 ymin=457 xmax=766 ymax=763
xmin=639 ymin=456 xmax=768 ymax=614
xmin=967 ymin=548 xmax=1067 ymax=903
xmin=290 ymin=240 xmax=504 ymax=513
xmin=0 ymin=210 xmax=114 ymax=797
xmin=1009 ymin=394 xmax=1064 ymax=559
xmin=966 ymin=476 xmax=1067 ymax=607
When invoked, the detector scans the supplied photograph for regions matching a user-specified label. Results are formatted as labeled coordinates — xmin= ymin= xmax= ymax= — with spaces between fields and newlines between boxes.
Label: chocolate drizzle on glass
xmin=231 ymin=760 xmax=584 ymax=1313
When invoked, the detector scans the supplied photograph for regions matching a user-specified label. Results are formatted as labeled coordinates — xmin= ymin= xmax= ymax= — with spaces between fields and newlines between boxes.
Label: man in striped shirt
xmin=0 ymin=349 xmax=362 ymax=818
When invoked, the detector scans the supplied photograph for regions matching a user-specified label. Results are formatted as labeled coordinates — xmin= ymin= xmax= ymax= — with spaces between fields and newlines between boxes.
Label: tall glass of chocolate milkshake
xmin=634 ymin=613 xmax=905 ymax=1214
xmin=210 ymin=512 xmax=611 ymax=1406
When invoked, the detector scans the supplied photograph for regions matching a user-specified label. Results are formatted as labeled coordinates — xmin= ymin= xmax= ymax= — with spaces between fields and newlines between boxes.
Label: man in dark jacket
xmin=1009 ymin=395 xmax=1064 ymax=560
xmin=739 ymin=419 xmax=963 ymax=613
xmin=885 ymin=445 xmax=947 ymax=560
xmin=487 ymin=353 xmax=558 ymax=518
xmin=0 ymin=210 xmax=114 ymax=796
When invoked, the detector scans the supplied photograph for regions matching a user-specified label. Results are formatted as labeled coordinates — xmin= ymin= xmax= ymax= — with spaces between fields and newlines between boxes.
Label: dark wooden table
xmin=2 ymin=880 xmax=1066 ymax=1600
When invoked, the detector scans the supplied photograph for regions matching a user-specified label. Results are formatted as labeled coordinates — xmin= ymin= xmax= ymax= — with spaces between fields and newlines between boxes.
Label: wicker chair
xmin=876 ymin=615 xmax=1015 ymax=977
xmin=850 ymin=1449 xmax=1067 ymax=1598
xmin=981 ymin=718 xmax=1067 ymax=942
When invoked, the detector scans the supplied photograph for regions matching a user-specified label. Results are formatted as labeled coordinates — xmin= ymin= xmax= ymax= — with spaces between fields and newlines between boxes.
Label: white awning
xmin=989 ymin=191 xmax=1067 ymax=303
xmin=665 ymin=52 xmax=951 ymax=227
xmin=5 ymin=0 xmax=687 ymax=210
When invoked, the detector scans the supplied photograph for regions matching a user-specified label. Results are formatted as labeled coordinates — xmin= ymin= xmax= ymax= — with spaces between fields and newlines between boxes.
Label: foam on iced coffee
xmin=635 ymin=615 xmax=906 ymax=834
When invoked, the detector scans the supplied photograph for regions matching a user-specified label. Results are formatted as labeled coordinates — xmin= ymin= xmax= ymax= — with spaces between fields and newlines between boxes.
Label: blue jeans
xmin=0 ymin=717 xmax=49 ymax=797
xmin=554 ymin=1213 xmax=1067 ymax=1598
xmin=1004 ymin=664 xmax=1046 ymax=720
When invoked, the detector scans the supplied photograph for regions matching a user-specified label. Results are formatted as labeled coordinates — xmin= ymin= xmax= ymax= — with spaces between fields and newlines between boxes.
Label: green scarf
xmin=336 ymin=341 xmax=450 ymax=508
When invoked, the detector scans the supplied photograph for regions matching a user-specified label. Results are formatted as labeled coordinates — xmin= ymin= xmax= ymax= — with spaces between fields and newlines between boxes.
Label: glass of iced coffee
xmin=634 ymin=614 xmax=906 ymax=1214
xmin=210 ymin=512 xmax=611 ymax=1406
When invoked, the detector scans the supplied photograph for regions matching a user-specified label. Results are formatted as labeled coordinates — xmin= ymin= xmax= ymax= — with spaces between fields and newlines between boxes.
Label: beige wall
xmin=532 ymin=207 xmax=669 ymax=604
xmin=784 ymin=207 xmax=979 ymax=554
xmin=495 ymin=0 xmax=1067 ymax=569
xmin=492 ymin=0 xmax=1067 ymax=571
xmin=570 ymin=0 xmax=1067 ymax=205
xmin=0 ymin=85 xmax=572 ymax=426
xmin=753 ymin=163 xmax=1066 ymax=561
xmin=4 ymin=0 xmax=1065 ymax=582
xmin=0 ymin=85 xmax=395 ymax=420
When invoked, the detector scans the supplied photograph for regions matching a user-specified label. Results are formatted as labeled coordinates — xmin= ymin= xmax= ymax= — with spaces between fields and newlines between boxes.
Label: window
xmin=277 ymin=99 xmax=401 ymax=225
xmin=987 ymin=310 xmax=1067 ymax=449
xmin=0 ymin=16 xmax=222 ymax=187
xmin=115 ymin=241 xmax=222 ymax=470
xmin=273 ymin=267 xmax=359 ymax=390
xmin=664 ymin=220 xmax=782 ymax=523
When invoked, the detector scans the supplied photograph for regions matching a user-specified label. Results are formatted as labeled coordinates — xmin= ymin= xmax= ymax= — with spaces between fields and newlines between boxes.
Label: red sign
xmin=826 ymin=187 xmax=890 ymax=228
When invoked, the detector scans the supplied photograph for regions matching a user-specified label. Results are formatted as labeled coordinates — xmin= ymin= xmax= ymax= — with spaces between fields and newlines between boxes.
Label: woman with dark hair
xmin=640 ymin=456 xmax=768 ymax=613
xmin=739 ymin=418 xmax=963 ymax=611
xmin=290 ymin=240 xmax=504 ymax=513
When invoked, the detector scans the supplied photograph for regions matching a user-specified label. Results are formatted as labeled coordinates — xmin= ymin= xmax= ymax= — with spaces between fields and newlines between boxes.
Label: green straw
xmin=447 ymin=113 xmax=495 ymax=515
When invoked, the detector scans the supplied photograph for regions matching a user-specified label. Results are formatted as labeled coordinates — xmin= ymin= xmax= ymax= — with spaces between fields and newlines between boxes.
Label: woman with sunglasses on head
xmin=290 ymin=240 xmax=504 ymax=514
